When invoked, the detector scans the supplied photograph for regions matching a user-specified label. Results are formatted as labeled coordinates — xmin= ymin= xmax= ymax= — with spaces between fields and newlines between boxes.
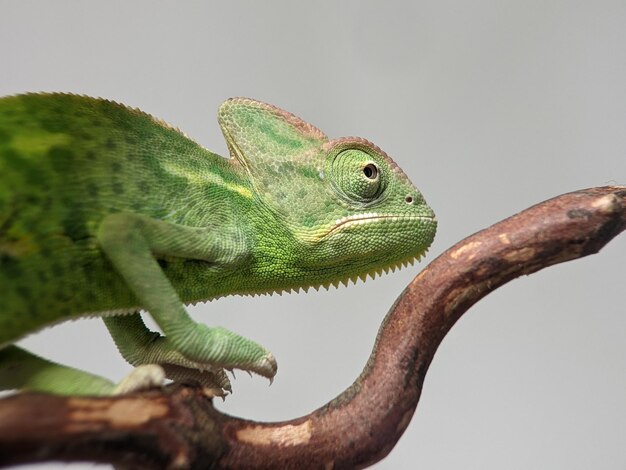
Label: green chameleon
xmin=0 ymin=93 xmax=436 ymax=396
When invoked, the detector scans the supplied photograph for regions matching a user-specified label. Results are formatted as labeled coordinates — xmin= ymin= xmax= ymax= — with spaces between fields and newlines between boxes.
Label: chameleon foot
xmin=105 ymin=315 xmax=277 ymax=394
xmin=174 ymin=324 xmax=278 ymax=380
xmin=161 ymin=363 xmax=231 ymax=397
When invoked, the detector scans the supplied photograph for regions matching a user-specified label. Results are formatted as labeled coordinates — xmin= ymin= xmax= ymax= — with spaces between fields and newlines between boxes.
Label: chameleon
xmin=0 ymin=93 xmax=437 ymax=396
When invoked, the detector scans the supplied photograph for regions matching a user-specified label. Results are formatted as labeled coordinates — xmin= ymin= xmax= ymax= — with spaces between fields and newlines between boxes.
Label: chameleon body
xmin=0 ymin=94 xmax=436 ymax=395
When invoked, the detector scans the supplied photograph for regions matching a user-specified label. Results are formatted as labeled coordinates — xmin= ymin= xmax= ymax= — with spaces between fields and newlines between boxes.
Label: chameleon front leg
xmin=103 ymin=313 xmax=232 ymax=394
xmin=97 ymin=213 xmax=277 ymax=388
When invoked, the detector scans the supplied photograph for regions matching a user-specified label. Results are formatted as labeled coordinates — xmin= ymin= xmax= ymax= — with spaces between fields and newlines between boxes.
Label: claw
xmin=252 ymin=352 xmax=278 ymax=378
xmin=216 ymin=370 xmax=232 ymax=393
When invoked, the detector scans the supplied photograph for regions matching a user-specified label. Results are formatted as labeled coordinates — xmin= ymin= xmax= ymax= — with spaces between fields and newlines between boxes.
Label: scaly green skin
xmin=0 ymin=94 xmax=436 ymax=395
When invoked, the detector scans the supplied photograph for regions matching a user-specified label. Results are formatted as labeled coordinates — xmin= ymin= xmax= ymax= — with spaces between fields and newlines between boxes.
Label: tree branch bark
xmin=0 ymin=186 xmax=624 ymax=469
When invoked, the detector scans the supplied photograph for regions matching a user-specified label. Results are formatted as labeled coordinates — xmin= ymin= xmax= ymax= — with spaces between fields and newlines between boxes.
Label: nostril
xmin=405 ymin=195 xmax=414 ymax=204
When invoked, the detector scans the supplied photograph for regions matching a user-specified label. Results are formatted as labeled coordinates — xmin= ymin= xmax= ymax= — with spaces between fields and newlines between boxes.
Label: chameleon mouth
xmin=324 ymin=212 xmax=435 ymax=237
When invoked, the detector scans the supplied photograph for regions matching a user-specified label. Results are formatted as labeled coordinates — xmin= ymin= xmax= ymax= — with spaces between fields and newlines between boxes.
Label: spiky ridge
xmin=307 ymin=249 xmax=426 ymax=292
xmin=183 ymin=247 xmax=429 ymax=306
xmin=20 ymin=92 xmax=194 ymax=140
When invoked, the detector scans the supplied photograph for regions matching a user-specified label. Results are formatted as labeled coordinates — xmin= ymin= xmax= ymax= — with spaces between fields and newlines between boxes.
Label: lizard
xmin=0 ymin=93 xmax=437 ymax=396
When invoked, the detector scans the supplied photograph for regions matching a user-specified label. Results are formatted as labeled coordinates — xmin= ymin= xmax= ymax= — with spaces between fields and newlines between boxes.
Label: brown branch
xmin=0 ymin=186 xmax=624 ymax=469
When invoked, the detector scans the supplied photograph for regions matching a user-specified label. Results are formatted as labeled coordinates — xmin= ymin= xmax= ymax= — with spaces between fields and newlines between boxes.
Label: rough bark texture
xmin=0 ymin=186 xmax=624 ymax=469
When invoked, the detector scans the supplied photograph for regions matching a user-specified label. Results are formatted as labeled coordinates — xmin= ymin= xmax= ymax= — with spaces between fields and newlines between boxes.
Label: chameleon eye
xmin=329 ymin=149 xmax=386 ymax=203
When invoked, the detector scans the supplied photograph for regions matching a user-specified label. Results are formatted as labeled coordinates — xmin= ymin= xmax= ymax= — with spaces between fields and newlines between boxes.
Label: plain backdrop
xmin=1 ymin=1 xmax=625 ymax=468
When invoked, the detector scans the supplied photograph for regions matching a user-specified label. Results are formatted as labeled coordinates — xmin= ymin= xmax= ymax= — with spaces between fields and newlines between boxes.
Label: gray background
xmin=1 ymin=1 xmax=625 ymax=468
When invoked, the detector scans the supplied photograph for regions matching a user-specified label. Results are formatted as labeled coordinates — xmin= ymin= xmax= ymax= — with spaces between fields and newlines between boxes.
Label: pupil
xmin=363 ymin=164 xmax=377 ymax=179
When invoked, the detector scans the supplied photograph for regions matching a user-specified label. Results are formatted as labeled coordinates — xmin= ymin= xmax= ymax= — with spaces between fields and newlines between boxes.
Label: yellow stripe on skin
xmin=162 ymin=162 xmax=253 ymax=199
xmin=10 ymin=131 xmax=71 ymax=156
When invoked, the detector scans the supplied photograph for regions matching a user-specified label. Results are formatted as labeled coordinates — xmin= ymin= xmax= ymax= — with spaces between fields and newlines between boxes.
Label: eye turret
xmin=329 ymin=148 xmax=387 ymax=203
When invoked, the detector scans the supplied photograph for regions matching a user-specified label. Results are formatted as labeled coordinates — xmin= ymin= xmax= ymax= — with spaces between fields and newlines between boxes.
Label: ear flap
xmin=218 ymin=98 xmax=328 ymax=169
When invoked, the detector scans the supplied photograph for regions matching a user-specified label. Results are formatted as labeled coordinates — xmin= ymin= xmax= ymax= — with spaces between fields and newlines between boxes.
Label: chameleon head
xmin=218 ymin=98 xmax=436 ymax=283
xmin=308 ymin=137 xmax=436 ymax=275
